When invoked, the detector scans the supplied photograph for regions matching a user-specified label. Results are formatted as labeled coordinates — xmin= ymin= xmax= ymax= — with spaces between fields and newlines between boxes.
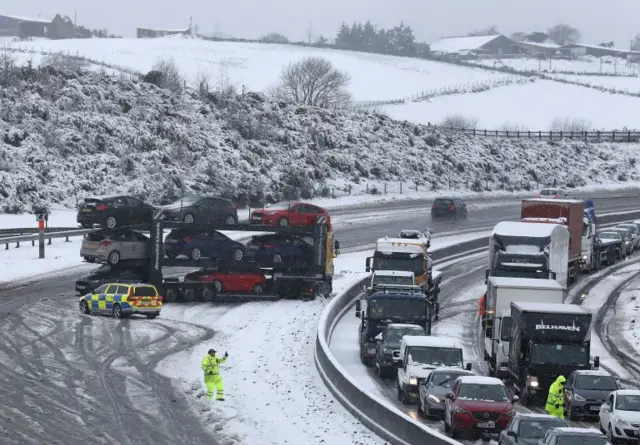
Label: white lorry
xmin=397 ymin=335 xmax=472 ymax=404
xmin=483 ymin=277 xmax=565 ymax=379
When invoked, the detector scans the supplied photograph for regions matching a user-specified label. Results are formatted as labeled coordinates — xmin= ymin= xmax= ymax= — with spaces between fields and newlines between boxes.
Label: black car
xmin=537 ymin=427 xmax=608 ymax=445
xmin=75 ymin=264 xmax=148 ymax=294
xmin=431 ymin=198 xmax=467 ymax=220
xmin=77 ymin=195 xmax=156 ymax=229
xmin=499 ymin=414 xmax=567 ymax=445
xmin=162 ymin=196 xmax=238 ymax=225
xmin=246 ymin=234 xmax=312 ymax=265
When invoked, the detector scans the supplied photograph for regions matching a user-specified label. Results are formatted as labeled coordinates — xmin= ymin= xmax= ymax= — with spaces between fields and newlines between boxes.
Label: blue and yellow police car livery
xmin=79 ymin=282 xmax=162 ymax=319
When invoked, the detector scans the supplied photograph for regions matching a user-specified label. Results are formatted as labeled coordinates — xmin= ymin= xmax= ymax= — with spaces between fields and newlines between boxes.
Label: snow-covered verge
xmin=473 ymin=56 xmax=639 ymax=76
xmin=2 ymin=67 xmax=640 ymax=213
xmin=614 ymin=272 xmax=640 ymax=352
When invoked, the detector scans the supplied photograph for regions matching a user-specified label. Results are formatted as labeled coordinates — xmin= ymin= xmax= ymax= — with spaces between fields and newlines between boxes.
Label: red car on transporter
xmin=184 ymin=270 xmax=267 ymax=294
xmin=444 ymin=376 xmax=518 ymax=439
xmin=249 ymin=201 xmax=332 ymax=230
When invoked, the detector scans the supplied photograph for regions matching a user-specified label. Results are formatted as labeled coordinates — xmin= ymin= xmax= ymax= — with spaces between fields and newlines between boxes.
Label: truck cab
xmin=507 ymin=302 xmax=599 ymax=406
xmin=374 ymin=323 xmax=426 ymax=378
xmin=365 ymin=270 xmax=415 ymax=295
xmin=396 ymin=335 xmax=471 ymax=404
xmin=356 ymin=290 xmax=430 ymax=365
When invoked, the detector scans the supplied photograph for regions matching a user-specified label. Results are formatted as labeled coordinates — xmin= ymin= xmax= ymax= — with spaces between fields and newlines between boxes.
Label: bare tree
xmin=549 ymin=117 xmax=592 ymax=132
xmin=0 ymin=47 xmax=17 ymax=87
xmin=195 ymin=70 xmax=210 ymax=96
xmin=632 ymin=33 xmax=640 ymax=50
xmin=215 ymin=59 xmax=236 ymax=99
xmin=510 ymin=32 xmax=527 ymax=42
xmin=151 ymin=57 xmax=183 ymax=92
xmin=439 ymin=114 xmax=478 ymax=129
xmin=547 ymin=24 xmax=581 ymax=46
xmin=467 ymin=25 xmax=499 ymax=36
xmin=269 ymin=57 xmax=351 ymax=108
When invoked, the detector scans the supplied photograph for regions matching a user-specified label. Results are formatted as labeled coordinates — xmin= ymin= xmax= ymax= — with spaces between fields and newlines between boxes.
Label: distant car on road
xmin=616 ymin=224 xmax=640 ymax=249
xmin=537 ymin=188 xmax=567 ymax=199
xmin=164 ymin=227 xmax=245 ymax=261
xmin=77 ymin=195 xmax=156 ymax=229
xmin=609 ymin=227 xmax=635 ymax=255
xmin=80 ymin=228 xmax=149 ymax=265
xmin=431 ymin=198 xmax=467 ymax=220
xmin=249 ymin=201 xmax=332 ymax=230
xmin=162 ymin=196 xmax=238 ymax=225
xmin=563 ymin=370 xmax=618 ymax=420
xmin=598 ymin=230 xmax=628 ymax=256
xmin=75 ymin=264 xmax=148 ymax=294
xmin=498 ymin=413 xmax=567 ymax=445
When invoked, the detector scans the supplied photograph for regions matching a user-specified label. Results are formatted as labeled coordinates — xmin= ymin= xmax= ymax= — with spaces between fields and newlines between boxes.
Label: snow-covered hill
xmin=1 ymin=66 xmax=640 ymax=213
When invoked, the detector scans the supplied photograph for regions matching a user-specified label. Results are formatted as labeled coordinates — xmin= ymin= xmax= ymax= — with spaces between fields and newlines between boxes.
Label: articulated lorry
xmin=483 ymin=277 xmax=565 ymax=379
xmin=507 ymin=302 xmax=598 ymax=406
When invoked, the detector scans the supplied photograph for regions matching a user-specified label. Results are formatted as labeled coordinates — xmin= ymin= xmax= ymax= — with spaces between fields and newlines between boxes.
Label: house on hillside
xmin=137 ymin=27 xmax=191 ymax=38
xmin=517 ymin=40 xmax=561 ymax=58
xmin=0 ymin=14 xmax=50 ymax=38
xmin=429 ymin=34 xmax=521 ymax=58
xmin=47 ymin=14 xmax=75 ymax=39
xmin=560 ymin=43 xmax=638 ymax=59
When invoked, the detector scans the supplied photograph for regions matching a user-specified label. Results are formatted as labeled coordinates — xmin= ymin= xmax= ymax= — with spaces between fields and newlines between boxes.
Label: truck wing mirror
xmin=485 ymin=269 xmax=490 ymax=279
xmin=466 ymin=363 xmax=472 ymax=371
xmin=593 ymin=356 xmax=600 ymax=369
xmin=445 ymin=392 xmax=454 ymax=400
xmin=365 ymin=267 xmax=371 ymax=272
xmin=375 ymin=333 xmax=383 ymax=341
xmin=355 ymin=311 xmax=361 ymax=318
xmin=355 ymin=300 xmax=361 ymax=312
xmin=512 ymin=395 xmax=520 ymax=403
xmin=365 ymin=257 xmax=371 ymax=268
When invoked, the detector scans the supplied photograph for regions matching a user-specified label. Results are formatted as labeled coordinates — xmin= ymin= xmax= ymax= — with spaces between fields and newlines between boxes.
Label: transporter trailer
xmin=141 ymin=210 xmax=334 ymax=302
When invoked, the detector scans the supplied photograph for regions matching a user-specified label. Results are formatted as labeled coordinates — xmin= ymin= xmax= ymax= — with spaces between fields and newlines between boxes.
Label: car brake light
xmin=157 ymin=295 xmax=163 ymax=302
xmin=232 ymin=204 xmax=237 ymax=209
xmin=553 ymin=195 xmax=559 ymax=198
xmin=183 ymin=237 xmax=192 ymax=243
xmin=264 ymin=244 xmax=274 ymax=248
xmin=431 ymin=204 xmax=436 ymax=208
xmin=537 ymin=194 xmax=541 ymax=198
xmin=96 ymin=204 xmax=108 ymax=211
xmin=449 ymin=205 xmax=455 ymax=210
xmin=100 ymin=240 xmax=111 ymax=246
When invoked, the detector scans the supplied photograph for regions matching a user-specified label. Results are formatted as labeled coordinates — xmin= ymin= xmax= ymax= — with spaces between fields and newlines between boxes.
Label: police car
xmin=79 ymin=282 xmax=162 ymax=319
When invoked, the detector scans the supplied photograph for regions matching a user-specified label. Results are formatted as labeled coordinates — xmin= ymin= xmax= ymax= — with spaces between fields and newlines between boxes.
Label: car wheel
xmin=568 ymin=405 xmax=579 ymax=421
xmin=607 ymin=424 xmax=616 ymax=444
xmin=599 ymin=419 xmax=605 ymax=434
xmin=146 ymin=314 xmax=157 ymax=320
xmin=190 ymin=248 xmax=202 ymax=260
xmin=165 ymin=288 xmax=177 ymax=302
xmin=80 ymin=300 xmax=90 ymax=314
xmin=183 ymin=213 xmax=195 ymax=224
xmin=399 ymin=385 xmax=409 ymax=405
xmin=278 ymin=217 xmax=289 ymax=227
xmin=112 ymin=303 xmax=124 ymax=319
xmin=212 ymin=280 xmax=223 ymax=293
xmin=417 ymin=398 xmax=424 ymax=415
xmin=232 ymin=248 xmax=244 ymax=261
xmin=224 ymin=215 xmax=236 ymax=225
xmin=252 ymin=284 xmax=263 ymax=294
xmin=272 ymin=253 xmax=283 ymax=264
xmin=105 ymin=216 xmax=117 ymax=229
xmin=107 ymin=250 xmax=121 ymax=265
xmin=84 ymin=256 xmax=95 ymax=263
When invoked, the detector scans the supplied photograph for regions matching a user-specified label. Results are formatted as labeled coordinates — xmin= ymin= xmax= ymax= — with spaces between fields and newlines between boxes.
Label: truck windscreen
xmin=531 ymin=343 xmax=588 ymax=366
xmin=408 ymin=347 xmax=462 ymax=368
xmin=500 ymin=317 xmax=512 ymax=341
xmin=373 ymin=252 xmax=424 ymax=276
xmin=368 ymin=299 xmax=425 ymax=321
xmin=374 ymin=276 xmax=414 ymax=286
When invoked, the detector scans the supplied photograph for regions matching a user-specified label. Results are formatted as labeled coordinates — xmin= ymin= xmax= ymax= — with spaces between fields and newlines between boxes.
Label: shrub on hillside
xmin=549 ymin=117 xmax=592 ymax=133
xmin=148 ymin=57 xmax=183 ymax=92
xmin=439 ymin=114 xmax=479 ymax=129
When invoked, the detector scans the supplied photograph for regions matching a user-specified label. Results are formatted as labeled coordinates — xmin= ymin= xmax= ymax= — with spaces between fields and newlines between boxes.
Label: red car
xmin=444 ymin=376 xmax=518 ymax=439
xmin=250 ymin=201 xmax=332 ymax=231
xmin=184 ymin=270 xmax=267 ymax=294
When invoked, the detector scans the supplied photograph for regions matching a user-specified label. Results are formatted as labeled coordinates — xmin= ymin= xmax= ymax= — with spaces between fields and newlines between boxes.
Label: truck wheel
xmin=183 ymin=288 xmax=196 ymax=302
xmin=165 ymin=288 xmax=177 ymax=302
xmin=399 ymin=385 xmax=409 ymax=405
xmin=201 ymin=287 xmax=214 ymax=302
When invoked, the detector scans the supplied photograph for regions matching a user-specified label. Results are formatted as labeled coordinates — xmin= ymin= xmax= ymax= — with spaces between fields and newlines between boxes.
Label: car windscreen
xmin=374 ymin=275 xmax=414 ymax=286
xmin=93 ymin=264 xmax=112 ymax=275
xmin=385 ymin=327 xmax=424 ymax=345
xmin=433 ymin=199 xmax=453 ymax=206
xmin=519 ymin=420 xmax=566 ymax=438
xmin=557 ymin=436 xmax=608 ymax=445
xmin=368 ymin=299 xmax=425 ymax=321
xmin=432 ymin=371 xmax=469 ymax=387
xmin=615 ymin=394 xmax=640 ymax=411
xmin=458 ymin=383 xmax=509 ymax=401
xmin=500 ymin=317 xmax=512 ymax=341
xmin=408 ymin=347 xmax=462 ymax=367
xmin=87 ymin=232 xmax=106 ymax=242
xmin=618 ymin=225 xmax=638 ymax=234
xmin=133 ymin=287 xmax=157 ymax=297
xmin=165 ymin=197 xmax=199 ymax=209
xmin=575 ymin=375 xmax=617 ymax=391
xmin=373 ymin=253 xmax=425 ymax=276
xmin=266 ymin=202 xmax=293 ymax=210
xmin=598 ymin=232 xmax=621 ymax=239
xmin=540 ymin=189 xmax=556 ymax=195
xmin=531 ymin=344 xmax=588 ymax=366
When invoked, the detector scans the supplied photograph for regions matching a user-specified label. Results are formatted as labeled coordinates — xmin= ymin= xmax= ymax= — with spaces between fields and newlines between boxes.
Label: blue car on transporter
xmin=164 ymin=228 xmax=246 ymax=261
xmin=245 ymin=234 xmax=313 ymax=265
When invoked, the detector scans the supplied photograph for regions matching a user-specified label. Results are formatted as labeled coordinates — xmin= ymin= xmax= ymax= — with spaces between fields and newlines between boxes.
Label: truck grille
xmin=471 ymin=412 xmax=501 ymax=421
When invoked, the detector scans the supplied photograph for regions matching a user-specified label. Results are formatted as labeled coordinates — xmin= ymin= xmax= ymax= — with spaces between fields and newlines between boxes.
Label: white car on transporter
xmin=598 ymin=389 xmax=640 ymax=443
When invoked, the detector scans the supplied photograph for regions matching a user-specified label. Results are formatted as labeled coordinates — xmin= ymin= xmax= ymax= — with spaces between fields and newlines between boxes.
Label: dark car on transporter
xmin=77 ymin=195 xmax=157 ymax=229
xmin=162 ymin=196 xmax=238 ymax=225
xmin=431 ymin=198 xmax=468 ymax=221
xmin=75 ymin=263 xmax=149 ymax=295
xmin=498 ymin=413 xmax=567 ymax=445
xmin=249 ymin=201 xmax=332 ymax=230
xmin=164 ymin=228 xmax=246 ymax=261
xmin=245 ymin=233 xmax=313 ymax=265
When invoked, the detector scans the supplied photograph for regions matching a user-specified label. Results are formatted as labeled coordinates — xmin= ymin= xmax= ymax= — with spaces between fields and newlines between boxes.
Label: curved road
xmin=0 ymin=193 xmax=639 ymax=443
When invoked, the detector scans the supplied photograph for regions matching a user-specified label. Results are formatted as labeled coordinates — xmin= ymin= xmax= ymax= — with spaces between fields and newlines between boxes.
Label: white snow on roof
xmin=516 ymin=413 xmax=564 ymax=419
xmin=573 ymin=369 xmax=612 ymax=376
xmin=402 ymin=335 xmax=458 ymax=348
xmin=555 ymin=427 xmax=603 ymax=435
xmin=376 ymin=238 xmax=425 ymax=254
xmin=489 ymin=277 xmax=564 ymax=290
xmin=431 ymin=367 xmax=475 ymax=374
xmin=374 ymin=270 xmax=414 ymax=277
xmin=0 ymin=13 xmax=51 ymax=23
xmin=525 ymin=198 xmax=583 ymax=204
xmin=512 ymin=302 xmax=589 ymax=314
xmin=459 ymin=376 xmax=504 ymax=385
xmin=388 ymin=323 xmax=424 ymax=330
xmin=518 ymin=41 xmax=561 ymax=49
xmin=429 ymin=35 xmax=502 ymax=54
xmin=492 ymin=221 xmax=565 ymax=238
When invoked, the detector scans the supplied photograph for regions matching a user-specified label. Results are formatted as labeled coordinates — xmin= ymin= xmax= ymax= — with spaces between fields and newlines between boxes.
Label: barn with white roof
xmin=429 ymin=34 xmax=521 ymax=57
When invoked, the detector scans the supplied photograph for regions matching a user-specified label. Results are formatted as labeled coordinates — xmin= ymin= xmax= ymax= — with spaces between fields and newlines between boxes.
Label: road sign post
xmin=37 ymin=214 xmax=47 ymax=258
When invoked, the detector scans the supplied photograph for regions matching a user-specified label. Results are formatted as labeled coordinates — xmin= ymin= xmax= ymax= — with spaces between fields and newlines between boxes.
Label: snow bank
xmin=615 ymin=275 xmax=640 ymax=351
xmin=2 ymin=67 xmax=640 ymax=213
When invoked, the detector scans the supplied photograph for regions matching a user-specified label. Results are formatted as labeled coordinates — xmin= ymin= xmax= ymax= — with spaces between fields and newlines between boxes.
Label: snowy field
xmin=382 ymin=80 xmax=640 ymax=130
xmin=474 ymin=57 xmax=639 ymax=76
xmin=1 ymin=37 xmax=517 ymax=102
xmin=552 ymin=74 xmax=640 ymax=94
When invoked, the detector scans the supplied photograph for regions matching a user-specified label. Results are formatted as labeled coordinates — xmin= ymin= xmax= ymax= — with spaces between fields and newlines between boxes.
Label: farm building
xmin=429 ymin=34 xmax=521 ymax=57
xmin=47 ymin=14 xmax=75 ymax=39
xmin=517 ymin=40 xmax=562 ymax=57
xmin=0 ymin=14 xmax=50 ymax=38
xmin=560 ymin=43 xmax=638 ymax=59
xmin=137 ymin=27 xmax=191 ymax=38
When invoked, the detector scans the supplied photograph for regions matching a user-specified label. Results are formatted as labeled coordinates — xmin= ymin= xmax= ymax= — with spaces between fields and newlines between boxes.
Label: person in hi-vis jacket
xmin=545 ymin=375 xmax=566 ymax=419
xmin=201 ymin=348 xmax=228 ymax=401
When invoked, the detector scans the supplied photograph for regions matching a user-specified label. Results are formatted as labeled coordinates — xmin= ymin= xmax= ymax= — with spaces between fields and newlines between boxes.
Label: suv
xmin=431 ymin=198 xmax=467 ymax=220
xmin=444 ymin=376 xmax=518 ymax=439
xmin=564 ymin=370 xmax=618 ymax=420
xmin=374 ymin=323 xmax=426 ymax=378
xmin=77 ymin=195 xmax=156 ymax=229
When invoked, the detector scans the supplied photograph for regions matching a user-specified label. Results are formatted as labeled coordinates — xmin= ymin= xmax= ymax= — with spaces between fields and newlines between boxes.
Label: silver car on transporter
xmin=80 ymin=229 xmax=150 ymax=265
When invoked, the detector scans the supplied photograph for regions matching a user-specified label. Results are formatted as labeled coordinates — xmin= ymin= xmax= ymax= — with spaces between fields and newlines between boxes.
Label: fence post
xmin=400 ymin=182 xmax=403 ymax=194
xmin=612 ymin=131 xmax=616 ymax=142
xmin=628 ymin=131 xmax=631 ymax=142
xmin=539 ymin=131 xmax=542 ymax=139
xmin=384 ymin=183 xmax=387 ymax=194
xmin=570 ymin=131 xmax=574 ymax=140
xmin=597 ymin=131 xmax=600 ymax=141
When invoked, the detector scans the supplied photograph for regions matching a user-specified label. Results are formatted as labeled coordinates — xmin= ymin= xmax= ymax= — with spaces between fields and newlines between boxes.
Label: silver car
xmin=563 ymin=370 xmax=618 ymax=420
xmin=418 ymin=367 xmax=475 ymax=418
xmin=617 ymin=224 xmax=640 ymax=249
xmin=80 ymin=229 xmax=149 ymax=265
xmin=610 ymin=227 xmax=634 ymax=255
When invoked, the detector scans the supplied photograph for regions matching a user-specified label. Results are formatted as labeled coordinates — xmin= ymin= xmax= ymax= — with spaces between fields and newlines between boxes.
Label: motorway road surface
xmin=0 ymin=193 xmax=639 ymax=443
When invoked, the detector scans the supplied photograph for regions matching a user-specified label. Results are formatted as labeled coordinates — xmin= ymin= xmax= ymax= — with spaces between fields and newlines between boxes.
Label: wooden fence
xmin=433 ymin=126 xmax=640 ymax=142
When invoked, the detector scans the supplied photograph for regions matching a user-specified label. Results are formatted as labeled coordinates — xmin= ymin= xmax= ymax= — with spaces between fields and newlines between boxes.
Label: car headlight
xmin=505 ymin=408 xmax=516 ymax=416
xmin=455 ymin=406 xmax=468 ymax=414
xmin=428 ymin=395 xmax=441 ymax=404
xmin=527 ymin=375 xmax=539 ymax=387
xmin=409 ymin=376 xmax=418 ymax=385
xmin=573 ymin=393 xmax=586 ymax=402
xmin=615 ymin=418 xmax=631 ymax=427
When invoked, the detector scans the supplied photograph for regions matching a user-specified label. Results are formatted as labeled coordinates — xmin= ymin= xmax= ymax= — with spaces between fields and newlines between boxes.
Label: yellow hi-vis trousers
xmin=204 ymin=374 xmax=224 ymax=400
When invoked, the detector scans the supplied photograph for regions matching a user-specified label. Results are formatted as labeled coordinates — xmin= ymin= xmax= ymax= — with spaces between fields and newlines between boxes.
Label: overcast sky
xmin=10 ymin=0 xmax=640 ymax=46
